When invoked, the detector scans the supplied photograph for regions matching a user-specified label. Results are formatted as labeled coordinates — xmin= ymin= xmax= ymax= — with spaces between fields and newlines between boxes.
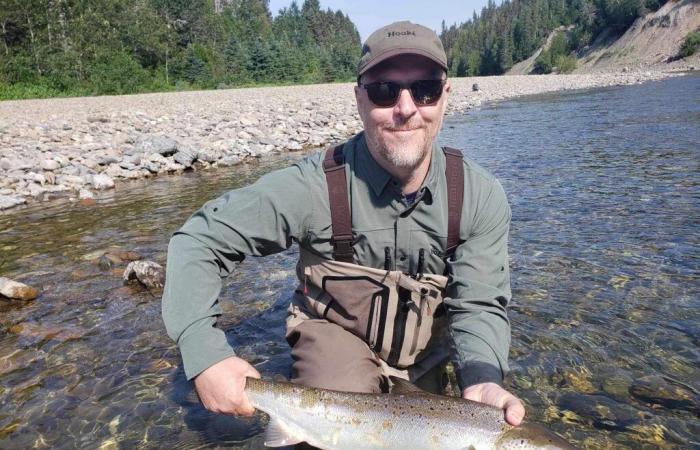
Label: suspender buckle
xmin=331 ymin=234 xmax=354 ymax=263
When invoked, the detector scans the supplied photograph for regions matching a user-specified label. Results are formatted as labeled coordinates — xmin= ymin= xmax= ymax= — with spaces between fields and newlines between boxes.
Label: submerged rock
xmin=123 ymin=260 xmax=165 ymax=290
xmin=0 ymin=277 xmax=40 ymax=301
xmin=629 ymin=375 xmax=700 ymax=414
xmin=0 ymin=195 xmax=26 ymax=210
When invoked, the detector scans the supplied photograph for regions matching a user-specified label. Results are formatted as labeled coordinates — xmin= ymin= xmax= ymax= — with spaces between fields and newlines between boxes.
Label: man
xmin=162 ymin=20 xmax=525 ymax=428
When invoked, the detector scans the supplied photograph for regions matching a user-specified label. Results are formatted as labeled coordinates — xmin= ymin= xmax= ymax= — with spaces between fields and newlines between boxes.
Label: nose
xmin=393 ymin=88 xmax=417 ymax=119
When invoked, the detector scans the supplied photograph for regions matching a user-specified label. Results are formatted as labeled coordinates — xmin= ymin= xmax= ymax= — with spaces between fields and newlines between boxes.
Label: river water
xmin=1 ymin=73 xmax=698 ymax=449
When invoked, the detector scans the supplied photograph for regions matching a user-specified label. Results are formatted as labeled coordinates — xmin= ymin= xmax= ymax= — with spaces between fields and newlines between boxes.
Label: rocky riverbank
xmin=0 ymin=70 xmax=681 ymax=211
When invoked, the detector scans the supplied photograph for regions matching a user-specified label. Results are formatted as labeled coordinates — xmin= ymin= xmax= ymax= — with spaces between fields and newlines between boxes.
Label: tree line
xmin=0 ymin=0 xmax=361 ymax=98
xmin=440 ymin=0 xmax=666 ymax=76
xmin=1 ymin=0 xmax=679 ymax=99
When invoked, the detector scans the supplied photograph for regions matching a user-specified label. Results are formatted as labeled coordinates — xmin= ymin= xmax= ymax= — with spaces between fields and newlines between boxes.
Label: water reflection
xmin=1 ymin=74 xmax=699 ymax=449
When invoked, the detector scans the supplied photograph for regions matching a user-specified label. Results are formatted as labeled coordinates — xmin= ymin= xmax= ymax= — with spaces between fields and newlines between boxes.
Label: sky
xmin=267 ymin=0 xmax=491 ymax=42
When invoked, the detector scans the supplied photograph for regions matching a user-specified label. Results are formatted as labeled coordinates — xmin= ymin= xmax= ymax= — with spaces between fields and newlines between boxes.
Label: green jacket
xmin=162 ymin=132 xmax=512 ymax=388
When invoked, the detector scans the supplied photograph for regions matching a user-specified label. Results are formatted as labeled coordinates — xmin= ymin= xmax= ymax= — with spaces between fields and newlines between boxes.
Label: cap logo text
xmin=387 ymin=31 xmax=416 ymax=37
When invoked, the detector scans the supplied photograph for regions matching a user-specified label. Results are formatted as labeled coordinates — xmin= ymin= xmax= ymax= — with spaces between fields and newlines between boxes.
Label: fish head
xmin=495 ymin=422 xmax=578 ymax=450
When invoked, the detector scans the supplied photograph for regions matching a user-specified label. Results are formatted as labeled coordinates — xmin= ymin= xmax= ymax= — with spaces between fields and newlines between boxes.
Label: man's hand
xmin=194 ymin=356 xmax=260 ymax=416
xmin=462 ymin=382 xmax=525 ymax=426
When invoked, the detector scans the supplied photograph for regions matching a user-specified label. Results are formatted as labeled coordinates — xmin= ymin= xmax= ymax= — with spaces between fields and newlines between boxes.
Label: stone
xmin=92 ymin=174 xmax=115 ymax=190
xmin=27 ymin=183 xmax=45 ymax=197
xmin=106 ymin=249 xmax=142 ymax=262
xmin=87 ymin=115 xmax=110 ymax=123
xmin=217 ymin=155 xmax=242 ymax=167
xmin=79 ymin=189 xmax=95 ymax=200
xmin=60 ymin=165 xmax=81 ymax=176
xmin=97 ymin=255 xmax=113 ymax=271
xmin=136 ymin=135 xmax=178 ymax=156
xmin=0 ymin=195 xmax=26 ymax=209
xmin=97 ymin=155 xmax=119 ymax=166
xmin=0 ymin=277 xmax=39 ymax=301
xmin=57 ymin=175 xmax=87 ymax=187
xmin=1 ymin=158 xmax=16 ymax=171
xmin=32 ymin=173 xmax=46 ymax=185
xmin=197 ymin=148 xmax=223 ymax=163
xmin=143 ymin=162 xmax=160 ymax=174
xmin=123 ymin=261 xmax=165 ymax=290
xmin=104 ymin=164 xmax=128 ymax=178
xmin=629 ymin=376 xmax=700 ymax=414
xmin=119 ymin=162 xmax=137 ymax=170
xmin=173 ymin=145 xmax=197 ymax=168
xmin=40 ymin=159 xmax=60 ymax=171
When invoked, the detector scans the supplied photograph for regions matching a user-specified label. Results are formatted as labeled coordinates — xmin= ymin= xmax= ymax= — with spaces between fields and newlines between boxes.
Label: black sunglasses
xmin=358 ymin=79 xmax=446 ymax=108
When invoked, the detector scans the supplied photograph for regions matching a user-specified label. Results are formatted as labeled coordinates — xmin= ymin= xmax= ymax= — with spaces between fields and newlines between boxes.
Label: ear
xmin=445 ymin=79 xmax=451 ymax=93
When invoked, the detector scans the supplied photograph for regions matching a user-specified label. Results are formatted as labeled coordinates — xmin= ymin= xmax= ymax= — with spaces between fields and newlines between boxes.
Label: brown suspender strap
xmin=323 ymin=145 xmax=354 ymax=263
xmin=324 ymin=144 xmax=463 ymax=262
xmin=442 ymin=147 xmax=464 ymax=257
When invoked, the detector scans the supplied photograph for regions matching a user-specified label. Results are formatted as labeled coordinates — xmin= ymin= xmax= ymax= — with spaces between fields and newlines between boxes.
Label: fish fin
xmin=264 ymin=417 xmax=304 ymax=447
xmin=389 ymin=376 xmax=426 ymax=394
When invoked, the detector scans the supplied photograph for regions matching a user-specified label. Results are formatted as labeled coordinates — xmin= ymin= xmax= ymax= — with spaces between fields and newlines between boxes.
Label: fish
xmin=245 ymin=376 xmax=578 ymax=450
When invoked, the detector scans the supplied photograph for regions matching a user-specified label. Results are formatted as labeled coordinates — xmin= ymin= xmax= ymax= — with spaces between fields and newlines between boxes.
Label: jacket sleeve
xmin=161 ymin=163 xmax=312 ymax=380
xmin=444 ymin=177 xmax=512 ymax=389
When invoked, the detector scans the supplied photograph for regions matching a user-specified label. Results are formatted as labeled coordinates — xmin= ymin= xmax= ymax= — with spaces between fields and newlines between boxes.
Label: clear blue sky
xmin=267 ymin=0 xmax=490 ymax=42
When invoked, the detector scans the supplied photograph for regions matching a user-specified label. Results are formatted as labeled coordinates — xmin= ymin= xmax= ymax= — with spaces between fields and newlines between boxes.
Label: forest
xmin=0 ymin=0 xmax=673 ymax=99
xmin=0 ymin=0 xmax=360 ymax=98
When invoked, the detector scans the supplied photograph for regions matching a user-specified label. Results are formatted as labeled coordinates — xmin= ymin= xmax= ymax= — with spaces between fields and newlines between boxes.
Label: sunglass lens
xmin=411 ymin=80 xmax=444 ymax=105
xmin=366 ymin=82 xmax=400 ymax=107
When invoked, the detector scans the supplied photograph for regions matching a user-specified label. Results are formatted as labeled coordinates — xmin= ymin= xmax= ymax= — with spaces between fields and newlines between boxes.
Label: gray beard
xmin=366 ymin=130 xmax=431 ymax=170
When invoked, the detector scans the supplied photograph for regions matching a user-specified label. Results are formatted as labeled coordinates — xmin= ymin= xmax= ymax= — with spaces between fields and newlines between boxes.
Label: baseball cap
xmin=358 ymin=21 xmax=448 ymax=76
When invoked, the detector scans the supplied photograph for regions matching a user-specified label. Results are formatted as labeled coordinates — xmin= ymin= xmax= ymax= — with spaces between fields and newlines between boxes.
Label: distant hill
xmin=442 ymin=0 xmax=699 ymax=77
xmin=575 ymin=0 xmax=700 ymax=72
xmin=508 ymin=0 xmax=699 ymax=74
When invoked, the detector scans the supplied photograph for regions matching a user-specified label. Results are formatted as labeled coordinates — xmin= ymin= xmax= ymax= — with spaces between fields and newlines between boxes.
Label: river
xmin=1 ymin=73 xmax=698 ymax=449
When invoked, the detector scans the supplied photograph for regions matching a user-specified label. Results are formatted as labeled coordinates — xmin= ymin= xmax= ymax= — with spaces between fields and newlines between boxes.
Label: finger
xmin=237 ymin=369 xmax=260 ymax=416
xmin=504 ymin=397 xmax=526 ymax=426
xmin=244 ymin=365 xmax=261 ymax=379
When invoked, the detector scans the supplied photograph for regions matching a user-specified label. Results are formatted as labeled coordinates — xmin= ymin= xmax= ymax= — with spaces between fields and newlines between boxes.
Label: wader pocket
xmin=388 ymin=283 xmax=446 ymax=368
xmin=318 ymin=276 xmax=389 ymax=351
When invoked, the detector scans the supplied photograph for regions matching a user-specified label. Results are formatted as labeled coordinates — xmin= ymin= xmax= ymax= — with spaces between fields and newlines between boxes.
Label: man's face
xmin=354 ymin=54 xmax=450 ymax=171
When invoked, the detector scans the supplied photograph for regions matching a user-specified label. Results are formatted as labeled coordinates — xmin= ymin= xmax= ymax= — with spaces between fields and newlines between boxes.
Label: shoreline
xmin=0 ymin=70 xmax=685 ymax=212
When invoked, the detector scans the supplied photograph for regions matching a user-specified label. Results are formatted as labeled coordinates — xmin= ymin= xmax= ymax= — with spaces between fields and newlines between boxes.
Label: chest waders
xmin=286 ymin=144 xmax=464 ymax=385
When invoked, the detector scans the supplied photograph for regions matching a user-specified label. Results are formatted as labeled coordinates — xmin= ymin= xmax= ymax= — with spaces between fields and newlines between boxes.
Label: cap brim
xmin=359 ymin=48 xmax=448 ymax=76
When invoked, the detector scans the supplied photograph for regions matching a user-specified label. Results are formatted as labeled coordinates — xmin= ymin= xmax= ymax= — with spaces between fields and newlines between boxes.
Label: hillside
xmin=507 ymin=0 xmax=700 ymax=75
xmin=576 ymin=0 xmax=700 ymax=72
xmin=508 ymin=26 xmax=574 ymax=75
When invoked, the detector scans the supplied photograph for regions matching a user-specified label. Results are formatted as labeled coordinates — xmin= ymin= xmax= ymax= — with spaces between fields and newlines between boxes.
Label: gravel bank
xmin=0 ymin=71 xmax=679 ymax=211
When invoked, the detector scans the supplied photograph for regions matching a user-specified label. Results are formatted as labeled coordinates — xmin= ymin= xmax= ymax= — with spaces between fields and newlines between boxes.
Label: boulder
xmin=629 ymin=375 xmax=700 ymax=414
xmin=0 ymin=277 xmax=39 ymax=300
xmin=197 ymin=148 xmax=224 ymax=163
xmin=173 ymin=145 xmax=197 ymax=168
xmin=123 ymin=260 xmax=165 ymax=290
xmin=136 ymin=135 xmax=178 ymax=156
